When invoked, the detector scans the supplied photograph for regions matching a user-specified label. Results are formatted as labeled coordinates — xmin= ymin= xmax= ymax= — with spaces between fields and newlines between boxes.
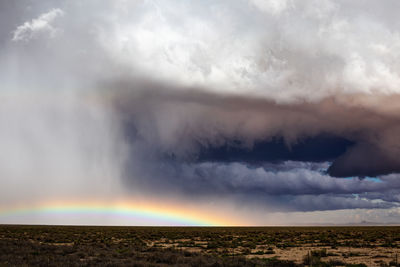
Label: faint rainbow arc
xmin=0 ymin=202 xmax=230 ymax=226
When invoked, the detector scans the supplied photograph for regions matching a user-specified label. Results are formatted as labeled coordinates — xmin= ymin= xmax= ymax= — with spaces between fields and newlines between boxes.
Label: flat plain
xmin=0 ymin=225 xmax=399 ymax=266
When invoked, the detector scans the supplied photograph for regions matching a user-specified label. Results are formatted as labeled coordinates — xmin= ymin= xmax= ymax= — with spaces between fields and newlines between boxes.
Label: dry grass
xmin=1 ymin=225 xmax=400 ymax=266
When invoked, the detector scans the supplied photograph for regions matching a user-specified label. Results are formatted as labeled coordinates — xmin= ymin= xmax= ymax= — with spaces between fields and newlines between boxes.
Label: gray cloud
xmin=286 ymin=194 xmax=395 ymax=212
xmin=122 ymin=156 xmax=399 ymax=211
xmin=113 ymin=86 xmax=400 ymax=178
xmin=2 ymin=0 xmax=400 ymax=216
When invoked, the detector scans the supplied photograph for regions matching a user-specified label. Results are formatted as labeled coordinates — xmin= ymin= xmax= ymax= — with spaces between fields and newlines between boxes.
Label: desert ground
xmin=1 ymin=225 xmax=399 ymax=266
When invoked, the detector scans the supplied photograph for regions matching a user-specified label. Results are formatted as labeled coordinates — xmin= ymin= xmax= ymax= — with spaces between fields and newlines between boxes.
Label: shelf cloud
xmin=1 ymin=0 xmax=400 ymax=224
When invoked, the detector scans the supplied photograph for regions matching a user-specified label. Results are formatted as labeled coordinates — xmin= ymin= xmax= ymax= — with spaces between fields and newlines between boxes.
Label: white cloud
xmin=12 ymin=8 xmax=64 ymax=42
xmin=84 ymin=0 xmax=400 ymax=100
xmin=249 ymin=0 xmax=291 ymax=15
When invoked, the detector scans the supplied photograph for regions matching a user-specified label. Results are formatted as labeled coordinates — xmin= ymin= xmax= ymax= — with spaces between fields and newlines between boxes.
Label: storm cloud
xmin=114 ymin=86 xmax=400 ymax=178
xmin=2 ymin=0 xmax=400 ymax=222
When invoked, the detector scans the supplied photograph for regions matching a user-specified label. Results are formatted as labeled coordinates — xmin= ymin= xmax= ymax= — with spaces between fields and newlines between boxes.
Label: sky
xmin=1 ymin=0 xmax=400 ymax=225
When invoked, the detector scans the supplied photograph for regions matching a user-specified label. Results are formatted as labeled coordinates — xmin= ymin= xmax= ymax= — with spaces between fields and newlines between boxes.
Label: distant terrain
xmin=1 ymin=225 xmax=400 ymax=266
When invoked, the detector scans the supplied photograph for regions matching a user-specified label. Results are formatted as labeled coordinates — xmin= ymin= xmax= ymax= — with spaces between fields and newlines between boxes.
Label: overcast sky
xmin=1 ymin=0 xmax=400 ymax=225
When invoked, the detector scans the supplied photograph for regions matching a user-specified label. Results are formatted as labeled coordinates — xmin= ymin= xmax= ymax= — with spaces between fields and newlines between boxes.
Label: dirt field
xmin=0 ymin=225 xmax=399 ymax=266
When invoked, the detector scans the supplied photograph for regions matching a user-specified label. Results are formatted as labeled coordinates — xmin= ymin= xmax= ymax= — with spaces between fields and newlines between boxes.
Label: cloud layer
xmin=1 ymin=0 xmax=400 ymax=223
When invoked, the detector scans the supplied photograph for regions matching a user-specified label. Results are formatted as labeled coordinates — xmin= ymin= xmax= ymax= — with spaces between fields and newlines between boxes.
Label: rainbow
xmin=0 ymin=201 xmax=231 ymax=226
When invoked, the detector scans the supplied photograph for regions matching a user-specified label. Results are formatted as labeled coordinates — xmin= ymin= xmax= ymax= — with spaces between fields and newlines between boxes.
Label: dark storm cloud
xmin=328 ymin=143 xmax=400 ymax=178
xmin=136 ymin=160 xmax=392 ymax=196
xmin=197 ymin=135 xmax=353 ymax=163
xmin=112 ymin=86 xmax=400 ymax=178
xmin=122 ymin=157 xmax=399 ymax=211
xmin=3 ymin=0 xmax=400 ymax=216
xmin=286 ymin=194 xmax=394 ymax=212
xmin=107 ymin=85 xmax=400 ymax=211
